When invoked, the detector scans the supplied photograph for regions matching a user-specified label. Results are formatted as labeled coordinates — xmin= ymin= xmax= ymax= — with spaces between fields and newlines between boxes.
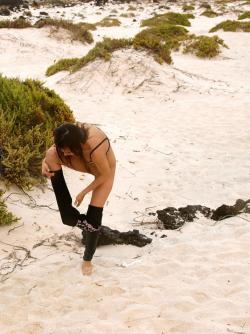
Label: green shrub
xmin=199 ymin=2 xmax=211 ymax=9
xmin=46 ymin=38 xmax=133 ymax=76
xmin=34 ymin=18 xmax=94 ymax=43
xmin=0 ymin=18 xmax=32 ymax=29
xmin=45 ymin=21 xmax=227 ymax=76
xmin=0 ymin=18 xmax=93 ymax=43
xmin=209 ymin=20 xmax=250 ymax=32
xmin=0 ymin=190 xmax=19 ymax=226
xmin=0 ymin=76 xmax=74 ymax=188
xmin=141 ymin=12 xmax=191 ymax=27
xmin=71 ymin=38 xmax=133 ymax=72
xmin=201 ymin=9 xmax=219 ymax=17
xmin=185 ymin=13 xmax=195 ymax=19
xmin=78 ymin=22 xmax=97 ymax=31
xmin=183 ymin=35 xmax=228 ymax=58
xmin=46 ymin=57 xmax=80 ymax=76
xmin=96 ymin=17 xmax=121 ymax=27
xmin=182 ymin=4 xmax=195 ymax=11
xmin=134 ymin=24 xmax=188 ymax=63
xmin=238 ymin=11 xmax=250 ymax=20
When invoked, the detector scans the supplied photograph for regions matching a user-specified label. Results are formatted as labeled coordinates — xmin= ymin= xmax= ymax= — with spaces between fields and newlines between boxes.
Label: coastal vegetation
xmin=210 ymin=20 xmax=250 ymax=32
xmin=0 ymin=18 xmax=94 ymax=44
xmin=183 ymin=35 xmax=228 ymax=58
xmin=201 ymin=9 xmax=219 ymax=17
xmin=0 ymin=17 xmax=31 ymax=28
xmin=46 ymin=22 xmax=227 ymax=76
xmin=0 ymin=75 xmax=74 ymax=188
xmin=238 ymin=11 xmax=250 ymax=20
xmin=46 ymin=38 xmax=133 ymax=76
xmin=96 ymin=17 xmax=121 ymax=27
xmin=182 ymin=4 xmax=195 ymax=11
xmin=0 ymin=190 xmax=19 ymax=226
xmin=141 ymin=12 xmax=192 ymax=27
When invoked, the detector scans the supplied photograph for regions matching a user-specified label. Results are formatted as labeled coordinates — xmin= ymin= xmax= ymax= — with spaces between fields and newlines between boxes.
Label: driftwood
xmin=156 ymin=199 xmax=250 ymax=230
xmin=81 ymin=225 xmax=152 ymax=247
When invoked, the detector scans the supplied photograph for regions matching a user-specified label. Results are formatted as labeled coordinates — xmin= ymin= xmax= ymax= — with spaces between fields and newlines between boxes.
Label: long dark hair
xmin=53 ymin=123 xmax=89 ymax=166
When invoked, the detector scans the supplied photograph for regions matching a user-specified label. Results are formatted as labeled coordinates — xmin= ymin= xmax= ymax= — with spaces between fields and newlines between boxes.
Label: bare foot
xmin=81 ymin=261 xmax=93 ymax=276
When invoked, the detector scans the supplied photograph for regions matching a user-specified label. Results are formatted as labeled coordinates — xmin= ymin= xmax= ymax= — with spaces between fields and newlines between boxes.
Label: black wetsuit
xmin=50 ymin=137 xmax=110 ymax=261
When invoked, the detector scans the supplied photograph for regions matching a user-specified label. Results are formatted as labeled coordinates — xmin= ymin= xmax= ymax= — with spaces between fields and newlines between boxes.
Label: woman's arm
xmin=75 ymin=154 xmax=111 ymax=206
xmin=82 ymin=151 xmax=111 ymax=194
xmin=42 ymin=145 xmax=61 ymax=178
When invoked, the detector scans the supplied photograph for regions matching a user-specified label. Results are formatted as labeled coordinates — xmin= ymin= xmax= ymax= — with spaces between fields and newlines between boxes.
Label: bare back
xmin=47 ymin=122 xmax=116 ymax=177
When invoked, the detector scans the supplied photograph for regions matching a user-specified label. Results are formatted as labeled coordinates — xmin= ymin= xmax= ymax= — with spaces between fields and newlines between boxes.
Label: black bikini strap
xmin=89 ymin=137 xmax=109 ymax=160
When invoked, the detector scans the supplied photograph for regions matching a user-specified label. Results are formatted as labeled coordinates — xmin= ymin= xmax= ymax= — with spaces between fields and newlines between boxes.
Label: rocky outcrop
xmin=82 ymin=226 xmax=152 ymax=247
xmin=211 ymin=199 xmax=250 ymax=221
xmin=156 ymin=199 xmax=250 ymax=230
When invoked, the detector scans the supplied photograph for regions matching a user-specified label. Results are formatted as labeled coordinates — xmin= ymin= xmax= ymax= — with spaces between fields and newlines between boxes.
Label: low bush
xmin=134 ymin=24 xmax=188 ymax=63
xmin=238 ymin=11 xmax=250 ymax=20
xmin=0 ymin=18 xmax=94 ymax=44
xmin=141 ymin=12 xmax=191 ymax=27
xmin=0 ymin=75 xmax=74 ymax=188
xmin=183 ymin=35 xmax=228 ymax=58
xmin=209 ymin=20 xmax=250 ymax=32
xmin=199 ymin=2 xmax=211 ymax=9
xmin=46 ymin=18 xmax=227 ymax=76
xmin=182 ymin=4 xmax=195 ymax=11
xmin=96 ymin=17 xmax=121 ymax=27
xmin=201 ymin=9 xmax=219 ymax=17
xmin=47 ymin=38 xmax=133 ymax=76
xmin=0 ymin=190 xmax=19 ymax=226
xmin=34 ymin=18 xmax=94 ymax=43
xmin=0 ymin=17 xmax=32 ymax=28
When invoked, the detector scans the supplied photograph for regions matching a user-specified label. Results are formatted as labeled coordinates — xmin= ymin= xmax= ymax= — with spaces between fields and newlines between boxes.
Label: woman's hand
xmin=74 ymin=190 xmax=86 ymax=207
xmin=41 ymin=159 xmax=55 ymax=179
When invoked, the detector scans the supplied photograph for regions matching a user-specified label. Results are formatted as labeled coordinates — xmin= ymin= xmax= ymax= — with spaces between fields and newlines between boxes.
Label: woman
xmin=41 ymin=121 xmax=116 ymax=275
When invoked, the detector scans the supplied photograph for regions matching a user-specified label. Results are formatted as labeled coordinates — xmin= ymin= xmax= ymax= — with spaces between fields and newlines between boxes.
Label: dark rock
xmin=22 ymin=3 xmax=29 ymax=8
xmin=0 ymin=7 xmax=11 ymax=15
xmin=40 ymin=11 xmax=49 ymax=15
xmin=81 ymin=225 xmax=152 ymax=247
xmin=156 ymin=199 xmax=250 ymax=229
xmin=157 ymin=205 xmax=212 ymax=230
xmin=95 ymin=0 xmax=108 ymax=6
xmin=211 ymin=199 xmax=250 ymax=221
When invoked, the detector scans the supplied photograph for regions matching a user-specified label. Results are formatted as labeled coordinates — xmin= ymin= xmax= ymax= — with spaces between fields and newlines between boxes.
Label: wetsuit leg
xmin=50 ymin=170 xmax=102 ymax=261
xmin=50 ymin=169 xmax=81 ymax=227
xmin=83 ymin=205 xmax=103 ymax=261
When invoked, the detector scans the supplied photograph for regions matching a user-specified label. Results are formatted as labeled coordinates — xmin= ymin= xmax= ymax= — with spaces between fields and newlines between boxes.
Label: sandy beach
xmin=0 ymin=0 xmax=250 ymax=333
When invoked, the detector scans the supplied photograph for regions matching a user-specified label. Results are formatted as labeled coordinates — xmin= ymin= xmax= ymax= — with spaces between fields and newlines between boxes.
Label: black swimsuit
xmin=87 ymin=136 xmax=111 ymax=164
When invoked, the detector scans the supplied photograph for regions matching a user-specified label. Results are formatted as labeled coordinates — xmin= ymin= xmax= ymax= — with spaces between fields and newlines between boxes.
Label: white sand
xmin=0 ymin=1 xmax=250 ymax=333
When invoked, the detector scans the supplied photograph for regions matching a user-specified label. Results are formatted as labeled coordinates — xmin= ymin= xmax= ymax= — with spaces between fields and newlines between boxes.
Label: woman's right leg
xmin=50 ymin=169 xmax=102 ymax=264
xmin=50 ymin=169 xmax=83 ymax=227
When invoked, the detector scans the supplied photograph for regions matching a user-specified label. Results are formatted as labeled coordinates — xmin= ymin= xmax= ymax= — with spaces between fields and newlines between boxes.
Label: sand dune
xmin=0 ymin=0 xmax=250 ymax=333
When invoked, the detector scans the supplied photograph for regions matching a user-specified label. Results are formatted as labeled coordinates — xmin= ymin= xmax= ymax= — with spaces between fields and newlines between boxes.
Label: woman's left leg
xmin=82 ymin=176 xmax=115 ymax=274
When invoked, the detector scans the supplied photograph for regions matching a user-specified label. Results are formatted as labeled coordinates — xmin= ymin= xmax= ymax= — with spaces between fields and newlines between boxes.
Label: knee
xmin=86 ymin=204 xmax=103 ymax=229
